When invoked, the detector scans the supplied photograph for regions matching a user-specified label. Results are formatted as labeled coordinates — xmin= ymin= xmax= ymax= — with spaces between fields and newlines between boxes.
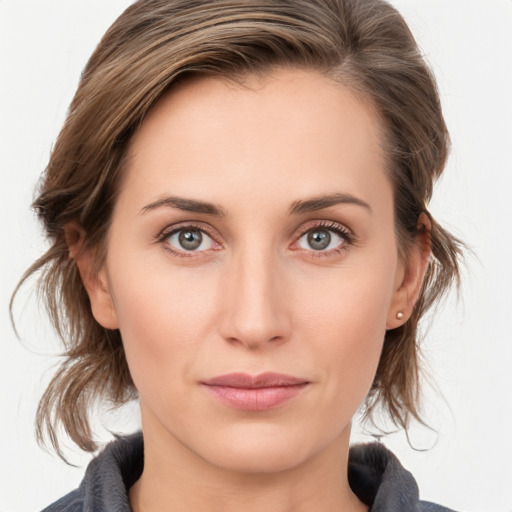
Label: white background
xmin=1 ymin=1 xmax=511 ymax=510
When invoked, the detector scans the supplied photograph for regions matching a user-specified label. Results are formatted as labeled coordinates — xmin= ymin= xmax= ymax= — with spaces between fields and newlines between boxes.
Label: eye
xmin=295 ymin=223 xmax=352 ymax=254
xmin=164 ymin=227 xmax=218 ymax=253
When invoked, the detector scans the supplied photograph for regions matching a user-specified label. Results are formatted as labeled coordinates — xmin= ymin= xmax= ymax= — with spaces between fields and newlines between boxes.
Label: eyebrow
xmin=140 ymin=196 xmax=227 ymax=216
xmin=289 ymin=193 xmax=372 ymax=215
xmin=140 ymin=192 xmax=371 ymax=217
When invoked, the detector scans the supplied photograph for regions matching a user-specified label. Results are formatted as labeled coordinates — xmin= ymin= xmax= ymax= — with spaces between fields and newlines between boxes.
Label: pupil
xmin=307 ymin=230 xmax=330 ymax=250
xmin=179 ymin=230 xmax=202 ymax=250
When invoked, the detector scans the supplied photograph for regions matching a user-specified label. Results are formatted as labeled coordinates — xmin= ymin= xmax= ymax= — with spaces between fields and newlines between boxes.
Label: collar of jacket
xmin=42 ymin=432 xmax=457 ymax=512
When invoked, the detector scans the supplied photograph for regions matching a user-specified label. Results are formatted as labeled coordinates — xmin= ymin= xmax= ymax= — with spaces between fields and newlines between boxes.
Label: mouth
xmin=201 ymin=372 xmax=310 ymax=411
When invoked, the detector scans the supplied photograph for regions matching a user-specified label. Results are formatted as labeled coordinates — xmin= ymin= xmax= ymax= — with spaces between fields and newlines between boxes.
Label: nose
xmin=218 ymin=245 xmax=291 ymax=350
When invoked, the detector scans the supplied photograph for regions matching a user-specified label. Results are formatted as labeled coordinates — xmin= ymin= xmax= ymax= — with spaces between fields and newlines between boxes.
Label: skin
xmin=75 ymin=68 xmax=429 ymax=512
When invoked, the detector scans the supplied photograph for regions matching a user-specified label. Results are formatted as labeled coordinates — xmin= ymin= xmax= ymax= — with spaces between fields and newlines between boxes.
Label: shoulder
xmin=41 ymin=491 xmax=83 ymax=512
xmin=420 ymin=501 xmax=459 ymax=512
xmin=348 ymin=442 xmax=460 ymax=512
xmin=39 ymin=432 xmax=143 ymax=512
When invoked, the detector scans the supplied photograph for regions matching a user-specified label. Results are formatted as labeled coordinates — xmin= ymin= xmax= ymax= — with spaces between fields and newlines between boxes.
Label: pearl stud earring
xmin=396 ymin=311 xmax=404 ymax=320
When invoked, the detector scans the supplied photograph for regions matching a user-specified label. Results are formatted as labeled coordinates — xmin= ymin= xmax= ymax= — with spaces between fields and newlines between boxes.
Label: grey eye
xmin=166 ymin=228 xmax=216 ymax=252
xmin=296 ymin=227 xmax=346 ymax=252
xmin=178 ymin=229 xmax=202 ymax=250
xmin=307 ymin=230 xmax=331 ymax=250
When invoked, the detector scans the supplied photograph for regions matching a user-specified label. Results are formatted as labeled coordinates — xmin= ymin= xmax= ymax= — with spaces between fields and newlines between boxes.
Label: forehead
xmin=121 ymin=68 xmax=389 ymax=214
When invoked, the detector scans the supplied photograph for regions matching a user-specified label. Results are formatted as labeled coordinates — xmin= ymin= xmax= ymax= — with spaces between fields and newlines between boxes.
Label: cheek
xmin=294 ymin=259 xmax=396 ymax=401
xmin=297 ymin=256 xmax=395 ymax=340
xmin=106 ymin=256 xmax=220 ymax=393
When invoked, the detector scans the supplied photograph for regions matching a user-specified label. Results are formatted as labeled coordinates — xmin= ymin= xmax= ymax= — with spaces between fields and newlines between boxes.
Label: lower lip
xmin=204 ymin=384 xmax=308 ymax=411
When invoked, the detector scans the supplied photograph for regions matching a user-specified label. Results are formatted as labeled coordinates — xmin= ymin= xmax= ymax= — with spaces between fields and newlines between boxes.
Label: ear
xmin=65 ymin=222 xmax=119 ymax=330
xmin=386 ymin=213 xmax=431 ymax=329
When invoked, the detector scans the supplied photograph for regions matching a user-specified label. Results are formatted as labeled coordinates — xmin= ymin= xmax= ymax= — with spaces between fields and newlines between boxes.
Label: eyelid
xmin=156 ymin=221 xmax=218 ymax=241
xmin=294 ymin=219 xmax=354 ymax=240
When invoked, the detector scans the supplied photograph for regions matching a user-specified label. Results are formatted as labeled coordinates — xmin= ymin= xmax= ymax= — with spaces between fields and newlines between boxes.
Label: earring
xmin=396 ymin=311 xmax=404 ymax=320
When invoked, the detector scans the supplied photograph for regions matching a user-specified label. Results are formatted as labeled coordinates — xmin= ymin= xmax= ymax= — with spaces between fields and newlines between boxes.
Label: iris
xmin=307 ymin=230 xmax=331 ymax=250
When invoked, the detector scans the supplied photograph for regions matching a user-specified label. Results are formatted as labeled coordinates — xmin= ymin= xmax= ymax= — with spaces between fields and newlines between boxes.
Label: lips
xmin=202 ymin=372 xmax=309 ymax=411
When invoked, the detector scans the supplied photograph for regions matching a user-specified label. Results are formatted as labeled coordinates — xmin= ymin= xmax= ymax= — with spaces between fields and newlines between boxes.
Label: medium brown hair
xmin=12 ymin=0 xmax=462 ymax=457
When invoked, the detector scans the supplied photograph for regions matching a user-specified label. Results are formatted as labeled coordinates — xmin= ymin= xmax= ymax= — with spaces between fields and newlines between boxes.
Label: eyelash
xmin=156 ymin=220 xmax=355 ymax=259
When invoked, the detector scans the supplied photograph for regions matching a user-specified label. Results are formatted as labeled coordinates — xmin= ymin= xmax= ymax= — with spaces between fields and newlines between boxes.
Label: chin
xmin=192 ymin=422 xmax=342 ymax=475
xmin=205 ymin=438 xmax=311 ymax=474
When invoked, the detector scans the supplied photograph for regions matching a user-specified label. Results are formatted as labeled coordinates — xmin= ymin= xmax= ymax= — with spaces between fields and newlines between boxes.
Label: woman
xmin=7 ymin=0 xmax=471 ymax=510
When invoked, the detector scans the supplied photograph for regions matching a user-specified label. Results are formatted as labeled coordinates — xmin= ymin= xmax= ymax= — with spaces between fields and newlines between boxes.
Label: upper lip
xmin=202 ymin=372 xmax=309 ymax=389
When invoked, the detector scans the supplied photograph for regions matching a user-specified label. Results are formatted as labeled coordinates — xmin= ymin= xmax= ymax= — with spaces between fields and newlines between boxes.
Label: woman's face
xmin=87 ymin=69 xmax=414 ymax=473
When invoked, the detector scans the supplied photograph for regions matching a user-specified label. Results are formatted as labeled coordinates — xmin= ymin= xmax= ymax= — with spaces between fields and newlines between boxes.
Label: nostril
xmin=226 ymin=333 xmax=286 ymax=349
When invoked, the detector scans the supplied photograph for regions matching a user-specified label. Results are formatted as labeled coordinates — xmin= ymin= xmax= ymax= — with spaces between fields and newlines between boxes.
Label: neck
xmin=129 ymin=414 xmax=367 ymax=512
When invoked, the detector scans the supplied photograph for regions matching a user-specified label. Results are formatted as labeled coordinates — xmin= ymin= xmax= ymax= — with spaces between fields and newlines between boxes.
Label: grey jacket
xmin=42 ymin=432 xmax=457 ymax=511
